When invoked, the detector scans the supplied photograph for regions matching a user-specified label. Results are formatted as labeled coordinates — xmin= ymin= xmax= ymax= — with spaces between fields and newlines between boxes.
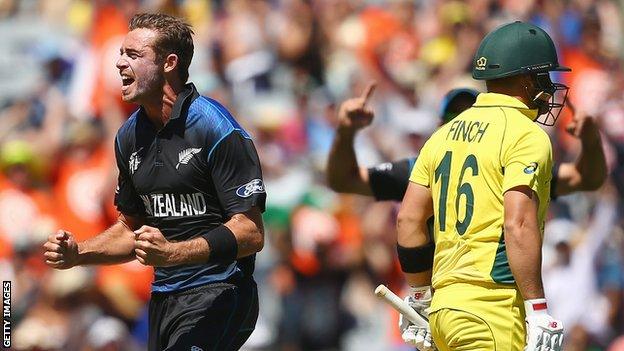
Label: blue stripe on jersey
xmin=152 ymin=262 xmax=240 ymax=293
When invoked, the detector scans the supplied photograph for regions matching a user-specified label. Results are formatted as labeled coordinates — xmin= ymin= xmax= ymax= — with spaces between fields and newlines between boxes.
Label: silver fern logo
xmin=129 ymin=148 xmax=143 ymax=175
xmin=176 ymin=148 xmax=202 ymax=169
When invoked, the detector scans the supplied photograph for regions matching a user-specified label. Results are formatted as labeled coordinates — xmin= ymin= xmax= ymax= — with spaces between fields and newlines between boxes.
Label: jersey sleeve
xmin=410 ymin=139 xmax=433 ymax=187
xmin=368 ymin=158 xmax=415 ymax=201
xmin=502 ymin=130 xmax=552 ymax=195
xmin=208 ymin=131 xmax=266 ymax=215
xmin=113 ymin=137 xmax=145 ymax=216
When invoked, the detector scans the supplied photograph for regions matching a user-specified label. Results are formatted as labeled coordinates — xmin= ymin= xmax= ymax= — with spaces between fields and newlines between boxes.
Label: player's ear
xmin=163 ymin=53 xmax=179 ymax=74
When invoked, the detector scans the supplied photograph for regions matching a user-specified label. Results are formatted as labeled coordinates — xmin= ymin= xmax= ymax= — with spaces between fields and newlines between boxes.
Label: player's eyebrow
xmin=120 ymin=47 xmax=143 ymax=55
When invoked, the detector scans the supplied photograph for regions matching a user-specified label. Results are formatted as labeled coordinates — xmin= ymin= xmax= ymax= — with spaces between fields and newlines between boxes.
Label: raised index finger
xmin=360 ymin=81 xmax=377 ymax=107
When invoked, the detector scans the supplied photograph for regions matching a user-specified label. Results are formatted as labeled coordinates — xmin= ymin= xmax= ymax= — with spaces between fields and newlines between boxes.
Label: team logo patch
xmin=236 ymin=179 xmax=265 ymax=198
xmin=129 ymin=148 xmax=143 ymax=175
xmin=524 ymin=162 xmax=538 ymax=174
xmin=176 ymin=148 xmax=202 ymax=169
xmin=191 ymin=346 xmax=204 ymax=351
xmin=475 ymin=56 xmax=487 ymax=70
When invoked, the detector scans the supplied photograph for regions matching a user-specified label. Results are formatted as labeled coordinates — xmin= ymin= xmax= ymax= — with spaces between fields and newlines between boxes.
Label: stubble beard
xmin=128 ymin=69 xmax=166 ymax=105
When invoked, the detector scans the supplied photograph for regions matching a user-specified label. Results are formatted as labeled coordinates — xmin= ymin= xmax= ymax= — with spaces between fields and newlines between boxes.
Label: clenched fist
xmin=43 ymin=230 xmax=79 ymax=269
xmin=134 ymin=225 xmax=176 ymax=267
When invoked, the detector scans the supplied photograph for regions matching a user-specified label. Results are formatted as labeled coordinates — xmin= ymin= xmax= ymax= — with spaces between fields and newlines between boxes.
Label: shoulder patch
xmin=524 ymin=162 xmax=538 ymax=174
xmin=236 ymin=179 xmax=265 ymax=198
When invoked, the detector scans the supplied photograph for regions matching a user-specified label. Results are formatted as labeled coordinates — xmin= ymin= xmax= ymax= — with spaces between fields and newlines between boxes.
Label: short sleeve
xmin=409 ymin=140 xmax=433 ymax=187
xmin=208 ymin=131 xmax=266 ymax=215
xmin=368 ymin=158 xmax=415 ymax=201
xmin=502 ymin=130 xmax=552 ymax=195
xmin=113 ymin=137 xmax=145 ymax=216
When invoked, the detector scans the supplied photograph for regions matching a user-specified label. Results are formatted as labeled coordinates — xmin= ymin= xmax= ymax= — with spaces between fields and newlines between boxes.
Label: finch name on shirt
xmin=140 ymin=193 xmax=207 ymax=217
xmin=446 ymin=120 xmax=490 ymax=143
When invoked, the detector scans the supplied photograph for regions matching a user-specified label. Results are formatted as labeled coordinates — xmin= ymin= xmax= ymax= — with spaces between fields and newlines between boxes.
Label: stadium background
xmin=0 ymin=0 xmax=623 ymax=350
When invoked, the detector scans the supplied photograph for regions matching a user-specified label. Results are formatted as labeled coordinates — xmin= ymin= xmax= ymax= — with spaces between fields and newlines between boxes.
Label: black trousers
xmin=148 ymin=277 xmax=259 ymax=351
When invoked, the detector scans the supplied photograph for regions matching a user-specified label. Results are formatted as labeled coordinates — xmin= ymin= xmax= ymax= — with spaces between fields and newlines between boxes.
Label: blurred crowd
xmin=1 ymin=0 xmax=623 ymax=350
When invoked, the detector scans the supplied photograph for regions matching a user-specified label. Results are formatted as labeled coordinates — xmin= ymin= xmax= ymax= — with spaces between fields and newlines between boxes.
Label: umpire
xmin=43 ymin=13 xmax=266 ymax=351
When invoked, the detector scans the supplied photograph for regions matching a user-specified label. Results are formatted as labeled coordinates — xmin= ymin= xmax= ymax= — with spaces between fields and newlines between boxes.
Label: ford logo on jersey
xmin=236 ymin=179 xmax=265 ymax=198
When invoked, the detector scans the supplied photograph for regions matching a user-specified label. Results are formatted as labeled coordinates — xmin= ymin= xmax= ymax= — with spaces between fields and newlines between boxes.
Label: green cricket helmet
xmin=472 ymin=21 xmax=570 ymax=80
xmin=472 ymin=21 xmax=571 ymax=126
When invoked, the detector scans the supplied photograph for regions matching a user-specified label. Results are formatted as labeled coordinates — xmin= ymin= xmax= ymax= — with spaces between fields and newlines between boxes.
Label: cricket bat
xmin=374 ymin=284 xmax=429 ymax=328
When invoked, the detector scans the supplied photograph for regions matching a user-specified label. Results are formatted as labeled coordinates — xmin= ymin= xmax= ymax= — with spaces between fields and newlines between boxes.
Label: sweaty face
xmin=116 ymin=28 xmax=164 ymax=103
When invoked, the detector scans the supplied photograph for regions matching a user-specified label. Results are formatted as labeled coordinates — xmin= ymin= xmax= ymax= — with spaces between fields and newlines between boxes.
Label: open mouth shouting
xmin=121 ymin=74 xmax=135 ymax=93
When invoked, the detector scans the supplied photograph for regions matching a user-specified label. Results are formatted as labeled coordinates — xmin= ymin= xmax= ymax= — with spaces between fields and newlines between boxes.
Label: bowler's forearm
xmin=327 ymin=129 xmax=371 ymax=195
xmin=77 ymin=221 xmax=136 ymax=265
xmin=171 ymin=210 xmax=265 ymax=265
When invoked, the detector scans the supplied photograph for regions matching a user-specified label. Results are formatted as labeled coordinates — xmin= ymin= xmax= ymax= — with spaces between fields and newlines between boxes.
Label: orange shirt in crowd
xmin=559 ymin=47 xmax=605 ymax=149
xmin=53 ymin=146 xmax=113 ymax=242
xmin=0 ymin=176 xmax=57 ymax=258
xmin=89 ymin=4 xmax=135 ymax=118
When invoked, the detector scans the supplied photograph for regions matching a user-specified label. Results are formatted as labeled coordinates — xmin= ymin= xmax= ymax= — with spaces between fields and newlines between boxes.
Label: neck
xmin=143 ymin=80 xmax=184 ymax=130
xmin=486 ymin=75 xmax=534 ymax=107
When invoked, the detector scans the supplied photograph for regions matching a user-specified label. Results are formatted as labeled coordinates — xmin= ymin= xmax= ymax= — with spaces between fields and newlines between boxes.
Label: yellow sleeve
xmin=409 ymin=137 xmax=433 ymax=187
xmin=502 ymin=129 xmax=551 ymax=194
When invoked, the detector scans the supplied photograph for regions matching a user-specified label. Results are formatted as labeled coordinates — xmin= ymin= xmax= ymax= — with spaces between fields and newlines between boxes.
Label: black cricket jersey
xmin=367 ymin=157 xmax=416 ymax=201
xmin=114 ymin=83 xmax=266 ymax=293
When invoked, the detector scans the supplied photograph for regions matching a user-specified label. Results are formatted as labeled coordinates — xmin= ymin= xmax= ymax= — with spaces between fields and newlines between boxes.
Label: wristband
xmin=397 ymin=242 xmax=434 ymax=273
xmin=201 ymin=225 xmax=238 ymax=263
xmin=524 ymin=298 xmax=548 ymax=315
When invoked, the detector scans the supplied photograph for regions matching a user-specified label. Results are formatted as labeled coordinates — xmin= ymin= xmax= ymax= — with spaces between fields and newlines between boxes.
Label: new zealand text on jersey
xmin=139 ymin=193 xmax=207 ymax=217
xmin=446 ymin=119 xmax=490 ymax=143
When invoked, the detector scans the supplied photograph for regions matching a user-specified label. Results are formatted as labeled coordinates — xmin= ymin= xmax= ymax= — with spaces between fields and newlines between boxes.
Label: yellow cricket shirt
xmin=409 ymin=93 xmax=553 ymax=311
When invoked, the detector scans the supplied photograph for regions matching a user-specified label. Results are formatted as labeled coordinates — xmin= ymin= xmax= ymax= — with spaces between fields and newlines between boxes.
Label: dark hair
xmin=129 ymin=13 xmax=194 ymax=83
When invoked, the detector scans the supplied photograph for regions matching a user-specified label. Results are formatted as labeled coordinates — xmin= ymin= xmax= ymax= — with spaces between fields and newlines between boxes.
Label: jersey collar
xmin=170 ymin=83 xmax=200 ymax=121
xmin=137 ymin=83 xmax=200 ymax=131
xmin=473 ymin=93 xmax=539 ymax=121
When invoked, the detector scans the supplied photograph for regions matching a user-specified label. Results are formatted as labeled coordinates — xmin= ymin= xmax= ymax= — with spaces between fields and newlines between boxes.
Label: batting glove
xmin=399 ymin=286 xmax=436 ymax=351
xmin=524 ymin=299 xmax=564 ymax=351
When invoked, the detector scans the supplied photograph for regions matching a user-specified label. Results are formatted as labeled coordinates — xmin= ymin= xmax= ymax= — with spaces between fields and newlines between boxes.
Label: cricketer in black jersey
xmin=44 ymin=13 xmax=268 ymax=351
xmin=115 ymin=82 xmax=266 ymax=292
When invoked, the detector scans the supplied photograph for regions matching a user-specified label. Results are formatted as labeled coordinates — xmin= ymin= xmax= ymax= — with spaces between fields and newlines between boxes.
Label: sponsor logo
xmin=129 ymin=148 xmax=143 ymax=175
xmin=475 ymin=56 xmax=487 ymax=70
xmin=191 ymin=347 xmax=204 ymax=351
xmin=176 ymin=148 xmax=202 ymax=169
xmin=526 ymin=63 xmax=553 ymax=71
xmin=236 ymin=179 xmax=265 ymax=198
xmin=140 ymin=193 xmax=207 ymax=217
xmin=524 ymin=162 xmax=538 ymax=174
xmin=413 ymin=291 xmax=426 ymax=300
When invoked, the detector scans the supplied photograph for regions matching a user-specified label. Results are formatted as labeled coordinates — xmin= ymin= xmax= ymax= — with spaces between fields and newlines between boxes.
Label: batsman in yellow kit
xmin=395 ymin=22 xmax=571 ymax=351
